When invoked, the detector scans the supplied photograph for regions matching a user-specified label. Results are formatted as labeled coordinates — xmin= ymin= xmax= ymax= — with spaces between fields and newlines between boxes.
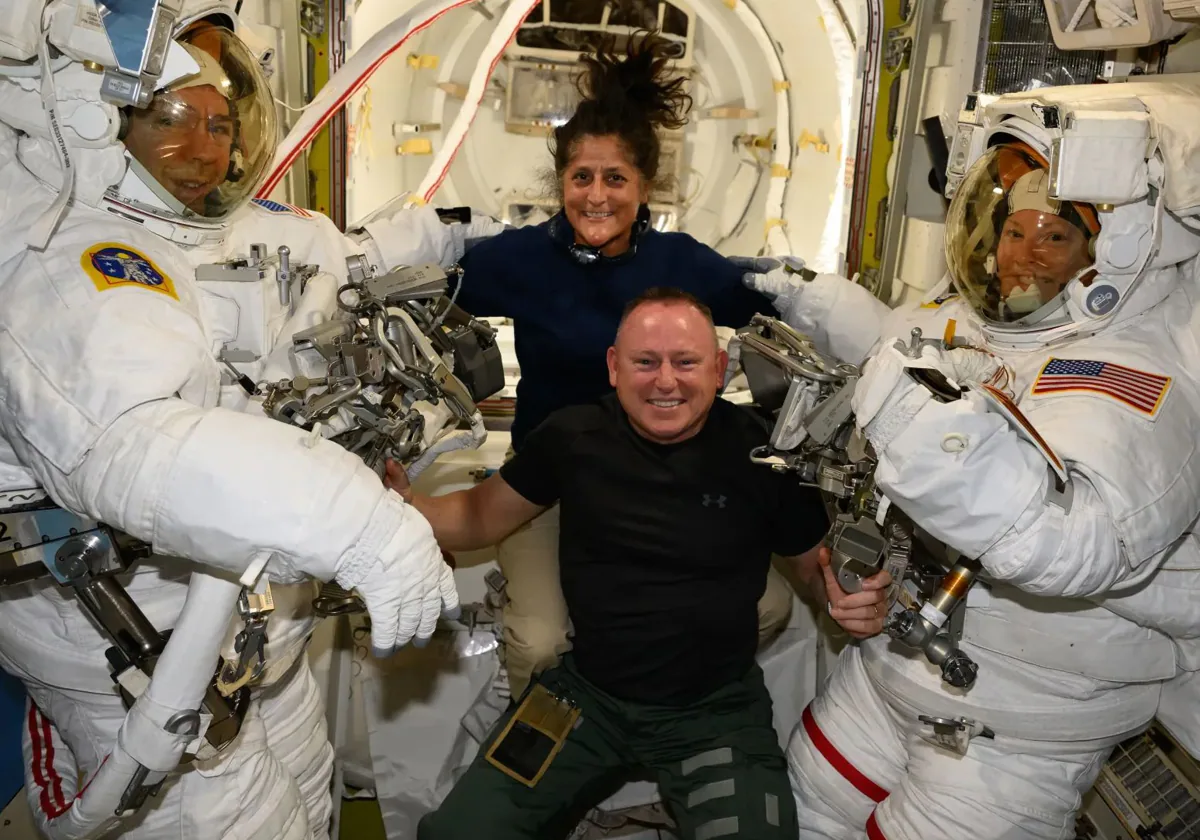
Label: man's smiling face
xmin=608 ymin=299 xmax=727 ymax=445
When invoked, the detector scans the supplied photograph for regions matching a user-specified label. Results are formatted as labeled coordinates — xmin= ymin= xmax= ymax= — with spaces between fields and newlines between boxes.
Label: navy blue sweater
xmin=453 ymin=212 xmax=772 ymax=449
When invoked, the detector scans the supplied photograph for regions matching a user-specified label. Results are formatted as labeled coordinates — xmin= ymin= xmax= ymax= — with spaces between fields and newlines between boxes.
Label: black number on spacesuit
xmin=0 ymin=521 xmax=8 ymax=544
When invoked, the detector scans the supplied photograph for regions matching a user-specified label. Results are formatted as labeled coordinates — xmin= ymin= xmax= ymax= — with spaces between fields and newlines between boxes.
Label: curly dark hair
xmin=549 ymin=31 xmax=692 ymax=190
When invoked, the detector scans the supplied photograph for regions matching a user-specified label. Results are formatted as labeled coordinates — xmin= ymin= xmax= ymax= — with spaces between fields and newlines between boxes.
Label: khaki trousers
xmin=497 ymin=505 xmax=796 ymax=698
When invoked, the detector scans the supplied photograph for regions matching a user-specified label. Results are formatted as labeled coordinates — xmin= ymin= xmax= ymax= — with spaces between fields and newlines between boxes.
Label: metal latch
xmin=917 ymin=715 xmax=995 ymax=755
xmin=216 ymin=584 xmax=275 ymax=695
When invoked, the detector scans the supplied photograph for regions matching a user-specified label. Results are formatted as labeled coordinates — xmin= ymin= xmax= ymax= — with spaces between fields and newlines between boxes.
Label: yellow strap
xmin=406 ymin=53 xmax=440 ymax=70
xmin=797 ymin=129 xmax=831 ymax=154
xmin=723 ymin=0 xmax=736 ymax=8
xmin=943 ymin=319 xmax=958 ymax=347
xmin=764 ymin=217 xmax=787 ymax=237
xmin=396 ymin=138 xmax=433 ymax=155
xmin=771 ymin=164 xmax=791 ymax=178
xmin=773 ymin=80 xmax=792 ymax=92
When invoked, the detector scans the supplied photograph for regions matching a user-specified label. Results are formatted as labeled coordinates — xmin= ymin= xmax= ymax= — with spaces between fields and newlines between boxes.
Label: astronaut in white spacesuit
xmin=742 ymin=81 xmax=1200 ymax=839
xmin=0 ymin=3 xmax=503 ymax=839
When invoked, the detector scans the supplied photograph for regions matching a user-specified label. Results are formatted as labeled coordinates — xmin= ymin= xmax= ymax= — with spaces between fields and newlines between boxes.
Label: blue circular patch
xmin=90 ymin=248 xmax=166 ymax=288
xmin=1086 ymin=285 xmax=1119 ymax=316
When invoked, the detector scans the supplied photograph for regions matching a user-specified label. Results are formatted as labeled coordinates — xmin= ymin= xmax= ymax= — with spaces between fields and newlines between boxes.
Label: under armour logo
xmin=702 ymin=494 xmax=727 ymax=509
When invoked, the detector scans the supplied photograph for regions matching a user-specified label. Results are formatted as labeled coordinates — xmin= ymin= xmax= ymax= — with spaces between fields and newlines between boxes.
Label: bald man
xmin=401 ymin=286 xmax=891 ymax=840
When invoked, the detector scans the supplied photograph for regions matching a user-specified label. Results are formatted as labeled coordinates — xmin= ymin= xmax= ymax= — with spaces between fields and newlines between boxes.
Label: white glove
xmin=851 ymin=341 xmax=950 ymax=453
xmin=333 ymin=491 xmax=460 ymax=657
xmin=730 ymin=255 xmax=810 ymax=325
xmin=942 ymin=346 xmax=1015 ymax=394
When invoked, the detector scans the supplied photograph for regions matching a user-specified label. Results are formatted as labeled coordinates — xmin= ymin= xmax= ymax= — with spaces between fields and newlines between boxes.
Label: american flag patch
xmin=251 ymin=198 xmax=312 ymax=218
xmin=1031 ymin=358 xmax=1172 ymax=418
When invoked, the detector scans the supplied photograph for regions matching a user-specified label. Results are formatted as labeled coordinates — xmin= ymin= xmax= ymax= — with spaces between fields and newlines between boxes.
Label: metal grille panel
xmin=979 ymin=0 xmax=1109 ymax=94
xmin=1094 ymin=731 xmax=1200 ymax=840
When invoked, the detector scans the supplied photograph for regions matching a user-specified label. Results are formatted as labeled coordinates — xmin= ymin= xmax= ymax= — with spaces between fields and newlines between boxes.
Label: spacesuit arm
xmin=29 ymin=395 xmax=422 ymax=588
xmin=346 ymin=202 xmax=507 ymax=275
xmin=0 ymin=257 xmax=431 ymax=592
xmin=869 ymin=393 xmax=1152 ymax=599
xmin=742 ymin=265 xmax=890 ymax=365
xmin=980 ymin=468 xmax=1139 ymax=596
xmin=789 ymin=274 xmax=891 ymax=365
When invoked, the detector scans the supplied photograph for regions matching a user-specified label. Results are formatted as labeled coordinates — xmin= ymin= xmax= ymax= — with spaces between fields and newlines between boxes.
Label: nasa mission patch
xmin=81 ymin=243 xmax=178 ymax=300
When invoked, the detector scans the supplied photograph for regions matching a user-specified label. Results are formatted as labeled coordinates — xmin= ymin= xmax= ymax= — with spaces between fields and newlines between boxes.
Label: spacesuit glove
xmin=942 ymin=346 xmax=1015 ymax=393
xmin=851 ymin=342 xmax=949 ymax=453
xmin=731 ymin=254 xmax=807 ymax=297
xmin=333 ymin=491 xmax=461 ymax=657
xmin=731 ymin=255 xmax=810 ymax=325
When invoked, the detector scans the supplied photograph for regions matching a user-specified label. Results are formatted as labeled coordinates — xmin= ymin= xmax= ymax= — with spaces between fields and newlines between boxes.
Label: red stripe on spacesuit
xmin=27 ymin=702 xmax=68 ymax=818
xmin=26 ymin=703 xmax=51 ymax=813
xmin=801 ymin=705 xmax=889 ymax=803
xmin=36 ymin=706 xmax=68 ymax=817
xmin=866 ymin=811 xmax=889 ymax=839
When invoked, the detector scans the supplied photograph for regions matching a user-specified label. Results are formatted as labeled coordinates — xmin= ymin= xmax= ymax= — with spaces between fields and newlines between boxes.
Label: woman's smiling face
xmin=561 ymin=134 xmax=649 ymax=257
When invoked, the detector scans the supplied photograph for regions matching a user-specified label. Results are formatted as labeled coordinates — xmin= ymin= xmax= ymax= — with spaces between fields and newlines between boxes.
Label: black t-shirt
xmin=499 ymin=393 xmax=829 ymax=706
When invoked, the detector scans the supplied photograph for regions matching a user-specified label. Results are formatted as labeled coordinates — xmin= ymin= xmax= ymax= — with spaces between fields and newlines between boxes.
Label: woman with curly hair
xmin=440 ymin=31 xmax=796 ymax=703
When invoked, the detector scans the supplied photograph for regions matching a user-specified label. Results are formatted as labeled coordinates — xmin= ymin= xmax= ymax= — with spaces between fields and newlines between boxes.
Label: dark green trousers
xmin=418 ymin=656 xmax=797 ymax=840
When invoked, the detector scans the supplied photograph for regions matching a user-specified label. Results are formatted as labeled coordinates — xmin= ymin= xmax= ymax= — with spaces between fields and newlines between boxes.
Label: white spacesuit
xmin=743 ymin=80 xmax=1200 ymax=839
xmin=0 ymin=3 xmax=504 ymax=839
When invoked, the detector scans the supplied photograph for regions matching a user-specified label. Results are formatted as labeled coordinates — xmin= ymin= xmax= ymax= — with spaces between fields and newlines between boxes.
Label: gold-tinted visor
xmin=121 ymin=24 xmax=276 ymax=220
xmin=945 ymin=143 xmax=1100 ymax=325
